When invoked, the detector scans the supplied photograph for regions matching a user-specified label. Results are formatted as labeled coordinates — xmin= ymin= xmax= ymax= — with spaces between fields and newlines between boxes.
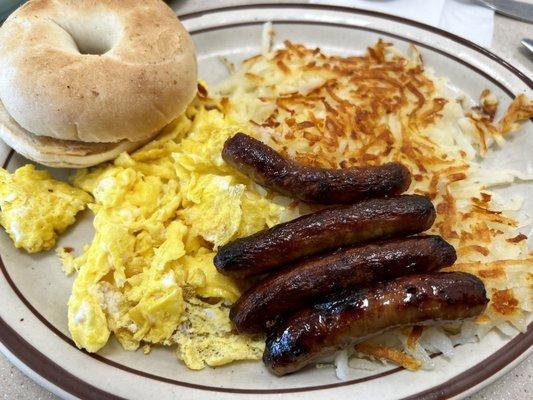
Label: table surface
xmin=1 ymin=6 xmax=532 ymax=400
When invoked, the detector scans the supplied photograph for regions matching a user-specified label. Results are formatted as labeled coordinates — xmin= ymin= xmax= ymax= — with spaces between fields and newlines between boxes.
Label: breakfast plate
xmin=0 ymin=1 xmax=531 ymax=399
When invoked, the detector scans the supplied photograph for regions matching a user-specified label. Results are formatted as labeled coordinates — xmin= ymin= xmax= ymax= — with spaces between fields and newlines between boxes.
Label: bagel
xmin=0 ymin=99 xmax=151 ymax=168
xmin=0 ymin=0 xmax=197 ymax=167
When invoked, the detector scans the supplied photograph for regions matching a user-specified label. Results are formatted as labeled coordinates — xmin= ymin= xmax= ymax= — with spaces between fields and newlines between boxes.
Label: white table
xmin=0 ymin=6 xmax=531 ymax=400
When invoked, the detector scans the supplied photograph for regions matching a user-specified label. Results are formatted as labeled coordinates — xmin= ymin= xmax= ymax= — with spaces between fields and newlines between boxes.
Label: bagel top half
xmin=0 ymin=0 xmax=197 ymax=163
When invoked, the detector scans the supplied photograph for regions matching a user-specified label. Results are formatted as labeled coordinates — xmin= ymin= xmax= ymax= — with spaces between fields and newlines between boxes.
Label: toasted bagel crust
xmin=0 ymin=0 xmax=197 ymax=143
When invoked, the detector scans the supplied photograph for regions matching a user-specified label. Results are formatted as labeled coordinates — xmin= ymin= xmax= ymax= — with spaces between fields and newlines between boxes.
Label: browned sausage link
xmin=230 ymin=235 xmax=456 ymax=333
xmin=222 ymin=133 xmax=412 ymax=204
xmin=263 ymin=272 xmax=488 ymax=376
xmin=214 ymin=195 xmax=436 ymax=278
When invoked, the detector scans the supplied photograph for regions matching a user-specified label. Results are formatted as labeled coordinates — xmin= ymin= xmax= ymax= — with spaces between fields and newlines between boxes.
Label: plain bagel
xmin=0 ymin=0 xmax=197 ymax=167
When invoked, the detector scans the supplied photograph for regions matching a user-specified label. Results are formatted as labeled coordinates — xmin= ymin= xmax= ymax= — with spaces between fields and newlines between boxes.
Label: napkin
xmin=308 ymin=0 xmax=494 ymax=47
xmin=440 ymin=0 xmax=494 ymax=47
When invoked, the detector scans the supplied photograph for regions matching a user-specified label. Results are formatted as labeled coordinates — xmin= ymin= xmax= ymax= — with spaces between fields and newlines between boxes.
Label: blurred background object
xmin=0 ymin=0 xmax=24 ymax=21
xmin=522 ymin=38 xmax=533 ymax=53
xmin=476 ymin=0 xmax=533 ymax=23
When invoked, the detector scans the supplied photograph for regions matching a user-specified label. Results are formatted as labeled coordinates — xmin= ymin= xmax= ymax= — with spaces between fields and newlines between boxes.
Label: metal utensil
xmin=477 ymin=0 xmax=533 ymax=23
xmin=521 ymin=38 xmax=533 ymax=54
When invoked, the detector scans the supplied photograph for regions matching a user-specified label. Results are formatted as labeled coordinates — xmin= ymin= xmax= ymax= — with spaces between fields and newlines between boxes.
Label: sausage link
xmin=222 ymin=133 xmax=411 ymax=204
xmin=231 ymin=235 xmax=456 ymax=333
xmin=214 ymin=195 xmax=436 ymax=278
xmin=263 ymin=272 xmax=488 ymax=376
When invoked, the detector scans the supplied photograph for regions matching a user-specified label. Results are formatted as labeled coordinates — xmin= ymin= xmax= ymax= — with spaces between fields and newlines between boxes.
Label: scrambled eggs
xmin=0 ymin=164 xmax=91 ymax=253
xmin=62 ymin=97 xmax=297 ymax=368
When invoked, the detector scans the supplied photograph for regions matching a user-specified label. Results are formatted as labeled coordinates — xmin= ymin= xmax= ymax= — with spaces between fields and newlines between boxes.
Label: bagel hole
xmin=54 ymin=16 xmax=120 ymax=56
xmin=72 ymin=37 xmax=111 ymax=55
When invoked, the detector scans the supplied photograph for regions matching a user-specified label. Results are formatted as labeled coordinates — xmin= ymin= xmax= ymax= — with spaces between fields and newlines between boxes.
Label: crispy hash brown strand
xmin=263 ymin=272 xmax=488 ymax=376
xmin=230 ymin=235 xmax=456 ymax=333
xmin=214 ymin=194 xmax=436 ymax=278
xmin=222 ymin=132 xmax=411 ymax=204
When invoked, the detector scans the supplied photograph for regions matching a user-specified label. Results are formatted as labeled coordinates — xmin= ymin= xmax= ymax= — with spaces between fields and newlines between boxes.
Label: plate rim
xmin=0 ymin=3 xmax=531 ymax=399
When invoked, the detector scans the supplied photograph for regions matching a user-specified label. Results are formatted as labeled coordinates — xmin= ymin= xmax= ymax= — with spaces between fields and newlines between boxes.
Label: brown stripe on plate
xmin=2 ymin=149 xmax=14 ymax=169
xmin=0 ymin=316 xmax=125 ymax=400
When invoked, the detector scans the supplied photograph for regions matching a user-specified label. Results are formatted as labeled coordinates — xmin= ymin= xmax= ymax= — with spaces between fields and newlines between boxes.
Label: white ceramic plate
xmin=0 ymin=2 xmax=531 ymax=399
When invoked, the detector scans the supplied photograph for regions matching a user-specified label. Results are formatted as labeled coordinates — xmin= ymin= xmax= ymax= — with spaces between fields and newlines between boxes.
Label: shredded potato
xmin=354 ymin=342 xmax=422 ymax=371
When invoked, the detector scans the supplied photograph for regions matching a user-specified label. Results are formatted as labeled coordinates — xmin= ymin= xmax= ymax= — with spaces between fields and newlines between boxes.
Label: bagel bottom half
xmin=0 ymin=100 xmax=152 ymax=168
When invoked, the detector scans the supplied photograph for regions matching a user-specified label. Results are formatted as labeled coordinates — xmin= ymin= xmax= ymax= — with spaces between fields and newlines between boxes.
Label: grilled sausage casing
xmin=230 ymin=235 xmax=457 ymax=333
xmin=263 ymin=272 xmax=488 ymax=376
xmin=214 ymin=195 xmax=436 ymax=278
xmin=222 ymin=133 xmax=411 ymax=204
